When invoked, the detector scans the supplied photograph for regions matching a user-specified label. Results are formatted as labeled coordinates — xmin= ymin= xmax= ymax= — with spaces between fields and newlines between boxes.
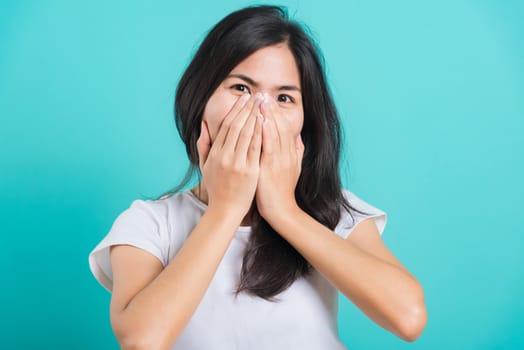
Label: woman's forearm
xmin=265 ymin=207 xmax=427 ymax=342
xmin=115 ymin=208 xmax=243 ymax=349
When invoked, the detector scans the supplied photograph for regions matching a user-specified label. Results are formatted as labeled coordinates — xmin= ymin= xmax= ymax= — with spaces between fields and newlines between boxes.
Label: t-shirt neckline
xmin=184 ymin=189 xmax=252 ymax=232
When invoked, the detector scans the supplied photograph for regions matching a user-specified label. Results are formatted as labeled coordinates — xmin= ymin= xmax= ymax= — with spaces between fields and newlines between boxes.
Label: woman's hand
xmin=256 ymin=93 xmax=305 ymax=221
xmin=196 ymin=93 xmax=265 ymax=220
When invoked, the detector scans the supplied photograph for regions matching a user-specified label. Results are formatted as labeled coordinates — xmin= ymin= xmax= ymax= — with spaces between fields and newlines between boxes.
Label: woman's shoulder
xmin=134 ymin=189 xmax=208 ymax=240
xmin=336 ymin=187 xmax=388 ymax=238
xmin=133 ymin=189 xmax=201 ymax=217
xmin=87 ymin=190 xmax=197 ymax=292
xmin=340 ymin=188 xmax=385 ymax=213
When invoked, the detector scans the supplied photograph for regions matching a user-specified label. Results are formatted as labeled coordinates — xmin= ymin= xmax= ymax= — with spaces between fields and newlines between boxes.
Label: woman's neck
xmin=190 ymin=183 xmax=254 ymax=226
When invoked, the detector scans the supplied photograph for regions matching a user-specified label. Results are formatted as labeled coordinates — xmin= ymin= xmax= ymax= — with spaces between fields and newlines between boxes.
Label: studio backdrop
xmin=1 ymin=0 xmax=523 ymax=349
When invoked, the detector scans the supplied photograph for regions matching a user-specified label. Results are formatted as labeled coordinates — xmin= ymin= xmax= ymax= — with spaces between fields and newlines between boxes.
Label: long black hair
xmin=154 ymin=4 xmax=372 ymax=302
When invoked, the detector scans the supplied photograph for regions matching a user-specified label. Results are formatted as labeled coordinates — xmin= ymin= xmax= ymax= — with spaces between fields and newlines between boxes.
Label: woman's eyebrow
xmin=226 ymin=73 xmax=301 ymax=92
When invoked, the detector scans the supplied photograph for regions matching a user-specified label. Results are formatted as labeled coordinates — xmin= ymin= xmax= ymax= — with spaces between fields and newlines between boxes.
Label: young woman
xmin=88 ymin=5 xmax=427 ymax=349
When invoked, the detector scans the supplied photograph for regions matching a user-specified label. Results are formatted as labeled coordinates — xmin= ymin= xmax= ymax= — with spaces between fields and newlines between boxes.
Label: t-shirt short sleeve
xmin=334 ymin=189 xmax=388 ymax=239
xmin=88 ymin=199 xmax=170 ymax=293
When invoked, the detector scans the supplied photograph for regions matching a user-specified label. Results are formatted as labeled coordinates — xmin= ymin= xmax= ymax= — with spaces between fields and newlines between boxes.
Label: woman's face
xmin=202 ymin=44 xmax=304 ymax=143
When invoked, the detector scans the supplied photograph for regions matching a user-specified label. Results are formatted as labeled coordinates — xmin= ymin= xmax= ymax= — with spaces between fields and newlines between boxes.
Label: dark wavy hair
xmin=153 ymin=4 xmax=372 ymax=302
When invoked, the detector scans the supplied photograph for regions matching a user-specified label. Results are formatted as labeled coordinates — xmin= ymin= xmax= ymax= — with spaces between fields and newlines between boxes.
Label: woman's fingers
xmin=247 ymin=114 xmax=264 ymax=166
xmin=260 ymin=96 xmax=282 ymax=158
xmin=213 ymin=93 xmax=251 ymax=150
xmin=295 ymin=133 xmax=305 ymax=174
xmin=222 ymin=93 xmax=264 ymax=154
xmin=196 ymin=120 xmax=211 ymax=171
xmin=233 ymin=94 xmax=264 ymax=158
xmin=264 ymin=95 xmax=295 ymax=156
xmin=261 ymin=114 xmax=277 ymax=157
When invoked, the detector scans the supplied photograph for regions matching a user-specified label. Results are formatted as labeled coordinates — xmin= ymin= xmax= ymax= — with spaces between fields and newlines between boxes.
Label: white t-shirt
xmin=88 ymin=188 xmax=387 ymax=350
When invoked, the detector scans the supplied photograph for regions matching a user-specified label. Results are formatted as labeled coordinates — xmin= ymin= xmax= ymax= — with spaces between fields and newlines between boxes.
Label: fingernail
xmin=254 ymin=93 xmax=264 ymax=102
xmin=263 ymin=93 xmax=273 ymax=108
xmin=240 ymin=94 xmax=250 ymax=103
xmin=257 ymin=114 xmax=264 ymax=124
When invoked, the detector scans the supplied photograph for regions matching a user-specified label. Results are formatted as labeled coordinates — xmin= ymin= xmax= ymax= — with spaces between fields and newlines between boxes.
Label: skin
xmin=108 ymin=43 xmax=427 ymax=349
xmin=192 ymin=43 xmax=304 ymax=226
xmin=196 ymin=43 xmax=427 ymax=340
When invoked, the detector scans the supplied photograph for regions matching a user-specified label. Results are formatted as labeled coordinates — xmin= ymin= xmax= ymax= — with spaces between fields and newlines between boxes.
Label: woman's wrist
xmin=205 ymin=204 xmax=246 ymax=229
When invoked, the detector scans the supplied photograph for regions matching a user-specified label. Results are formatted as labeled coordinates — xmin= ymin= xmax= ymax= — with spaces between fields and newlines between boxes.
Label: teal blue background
xmin=1 ymin=0 xmax=523 ymax=348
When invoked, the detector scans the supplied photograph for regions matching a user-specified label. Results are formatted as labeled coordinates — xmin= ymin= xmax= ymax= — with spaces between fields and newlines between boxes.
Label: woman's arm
xmin=109 ymin=208 xmax=242 ymax=350
xmin=109 ymin=94 xmax=265 ymax=350
xmin=264 ymin=208 xmax=428 ymax=342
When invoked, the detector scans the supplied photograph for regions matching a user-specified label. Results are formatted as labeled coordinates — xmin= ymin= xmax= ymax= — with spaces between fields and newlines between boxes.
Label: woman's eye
xmin=231 ymin=84 xmax=250 ymax=93
xmin=278 ymin=94 xmax=294 ymax=103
